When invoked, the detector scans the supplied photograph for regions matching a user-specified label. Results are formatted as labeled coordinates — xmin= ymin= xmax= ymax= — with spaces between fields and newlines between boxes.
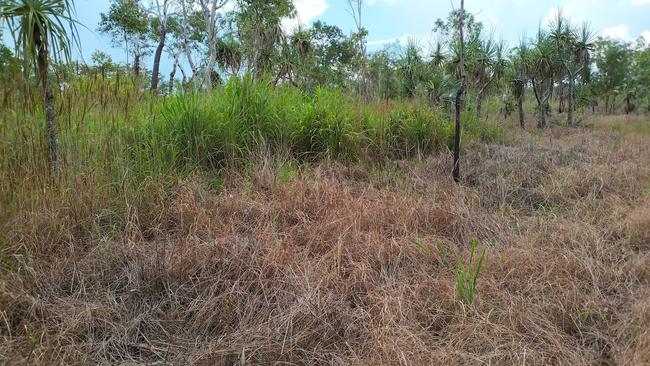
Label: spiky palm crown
xmin=0 ymin=0 xmax=80 ymax=74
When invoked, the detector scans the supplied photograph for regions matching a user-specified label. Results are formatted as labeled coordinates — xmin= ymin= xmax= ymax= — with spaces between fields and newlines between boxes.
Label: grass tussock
xmin=1 ymin=113 xmax=650 ymax=364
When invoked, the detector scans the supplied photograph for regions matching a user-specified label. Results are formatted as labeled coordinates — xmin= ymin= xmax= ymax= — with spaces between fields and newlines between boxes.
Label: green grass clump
xmin=128 ymin=77 xmax=501 ymax=173
xmin=436 ymin=239 xmax=486 ymax=305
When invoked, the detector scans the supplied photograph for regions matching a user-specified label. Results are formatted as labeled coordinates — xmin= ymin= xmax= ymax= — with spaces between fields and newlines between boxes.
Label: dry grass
xmin=588 ymin=114 xmax=650 ymax=136
xmin=1 ymin=120 xmax=650 ymax=365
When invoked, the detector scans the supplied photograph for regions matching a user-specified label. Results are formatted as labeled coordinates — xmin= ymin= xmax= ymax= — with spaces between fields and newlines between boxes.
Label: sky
xmin=4 ymin=0 xmax=650 ymax=75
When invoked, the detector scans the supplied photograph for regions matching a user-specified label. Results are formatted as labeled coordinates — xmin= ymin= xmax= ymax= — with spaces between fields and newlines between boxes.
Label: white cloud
xmin=282 ymin=0 xmax=329 ymax=32
xmin=602 ymin=24 xmax=631 ymax=40
xmin=543 ymin=0 xmax=601 ymax=25
xmin=632 ymin=0 xmax=650 ymax=5
xmin=601 ymin=24 xmax=632 ymax=41
xmin=601 ymin=25 xmax=650 ymax=43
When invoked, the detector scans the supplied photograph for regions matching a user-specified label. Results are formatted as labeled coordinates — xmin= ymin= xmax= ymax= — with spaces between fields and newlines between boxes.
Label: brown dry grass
xmin=1 ymin=121 xmax=650 ymax=365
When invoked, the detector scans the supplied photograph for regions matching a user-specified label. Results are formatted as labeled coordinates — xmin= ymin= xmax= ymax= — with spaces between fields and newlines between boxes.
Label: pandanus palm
xmin=472 ymin=36 xmax=507 ymax=118
xmin=216 ymin=37 xmax=243 ymax=75
xmin=529 ymin=29 xmax=555 ymax=128
xmin=574 ymin=24 xmax=594 ymax=81
xmin=430 ymin=41 xmax=445 ymax=68
xmin=549 ymin=11 xmax=595 ymax=125
xmin=509 ymin=39 xmax=530 ymax=129
xmin=0 ymin=0 xmax=79 ymax=172
xmin=289 ymin=30 xmax=314 ymax=87
xmin=397 ymin=42 xmax=424 ymax=98
xmin=565 ymin=23 xmax=594 ymax=125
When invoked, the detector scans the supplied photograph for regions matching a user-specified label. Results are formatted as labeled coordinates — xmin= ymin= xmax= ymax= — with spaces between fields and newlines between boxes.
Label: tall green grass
xmin=0 ymin=76 xmax=507 ymax=238
xmin=128 ymin=77 xmax=506 ymax=173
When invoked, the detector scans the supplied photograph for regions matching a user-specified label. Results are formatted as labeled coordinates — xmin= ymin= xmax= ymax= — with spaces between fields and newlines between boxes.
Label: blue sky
xmin=5 ymin=0 xmax=650 ymax=74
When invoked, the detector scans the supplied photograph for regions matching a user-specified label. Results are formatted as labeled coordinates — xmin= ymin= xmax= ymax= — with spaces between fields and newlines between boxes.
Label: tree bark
xmin=169 ymin=59 xmax=177 ymax=95
xmin=151 ymin=29 xmax=166 ymax=91
xmin=36 ymin=34 xmax=58 ymax=172
xmin=124 ymin=32 xmax=130 ymax=68
xmin=534 ymin=79 xmax=552 ymax=129
xmin=537 ymin=106 xmax=546 ymax=128
xmin=567 ymin=75 xmax=575 ymax=126
xmin=518 ymin=96 xmax=525 ymax=129
xmin=453 ymin=0 xmax=465 ymax=183
xmin=558 ymin=83 xmax=564 ymax=113
xmin=204 ymin=7 xmax=217 ymax=87
xmin=133 ymin=42 xmax=142 ymax=78
xmin=252 ymin=24 xmax=264 ymax=80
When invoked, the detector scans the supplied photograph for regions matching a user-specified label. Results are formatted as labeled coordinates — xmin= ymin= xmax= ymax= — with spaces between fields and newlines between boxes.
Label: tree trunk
xmin=204 ymin=30 xmax=217 ymax=89
xmin=476 ymin=91 xmax=483 ymax=119
xmin=151 ymin=29 xmax=166 ymax=91
xmin=453 ymin=0 xmax=465 ymax=183
xmin=518 ymin=96 xmax=525 ymax=129
xmin=204 ymin=31 xmax=217 ymax=88
xmin=558 ymin=83 xmax=564 ymax=113
xmin=180 ymin=0 xmax=201 ymax=90
xmin=124 ymin=32 xmax=130 ymax=69
xmin=36 ymin=35 xmax=58 ymax=172
xmin=168 ymin=59 xmax=177 ymax=95
xmin=133 ymin=43 xmax=142 ymax=78
xmin=537 ymin=88 xmax=549 ymax=129
xmin=252 ymin=25 xmax=264 ymax=80
xmin=567 ymin=75 xmax=575 ymax=126
xmin=625 ymin=94 xmax=632 ymax=114
xmin=537 ymin=104 xmax=546 ymax=128
xmin=532 ymin=78 xmax=547 ymax=129
xmin=202 ymin=0 xmax=222 ymax=89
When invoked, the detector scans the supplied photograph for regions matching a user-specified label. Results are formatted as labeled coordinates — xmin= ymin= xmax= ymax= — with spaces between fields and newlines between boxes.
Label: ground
xmin=1 ymin=115 xmax=649 ymax=365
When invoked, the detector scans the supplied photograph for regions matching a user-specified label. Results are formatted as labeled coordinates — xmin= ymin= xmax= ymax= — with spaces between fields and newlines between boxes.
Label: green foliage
xmin=296 ymin=21 xmax=357 ymax=88
xmin=0 ymin=39 xmax=19 ymax=81
xmin=98 ymin=0 xmax=149 ymax=45
xmin=234 ymin=0 xmax=295 ymax=79
xmin=433 ymin=9 xmax=483 ymax=45
xmin=0 ymin=0 xmax=80 ymax=71
xmin=98 ymin=0 xmax=149 ymax=66
xmin=90 ymin=50 xmax=111 ymax=66
xmin=436 ymin=239 xmax=486 ymax=305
